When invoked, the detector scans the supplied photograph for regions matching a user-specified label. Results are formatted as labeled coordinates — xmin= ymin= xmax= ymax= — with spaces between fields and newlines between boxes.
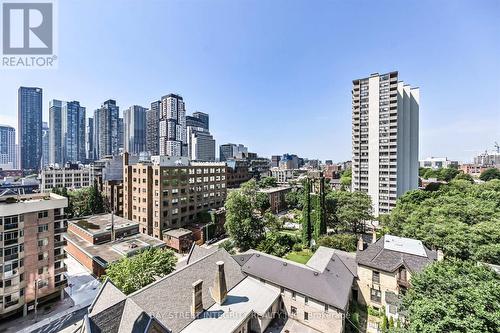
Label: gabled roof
xmin=306 ymin=246 xmax=358 ymax=277
xmin=240 ymin=250 xmax=355 ymax=311
xmin=87 ymin=248 xmax=245 ymax=333
xmin=357 ymin=235 xmax=437 ymax=273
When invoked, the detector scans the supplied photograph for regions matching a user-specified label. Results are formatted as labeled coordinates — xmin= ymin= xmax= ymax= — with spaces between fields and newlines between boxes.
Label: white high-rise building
xmin=159 ymin=94 xmax=187 ymax=157
xmin=352 ymin=72 xmax=419 ymax=215
xmin=0 ymin=125 xmax=16 ymax=169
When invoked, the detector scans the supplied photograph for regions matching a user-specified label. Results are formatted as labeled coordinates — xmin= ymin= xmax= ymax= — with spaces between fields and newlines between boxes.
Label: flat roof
xmin=70 ymin=214 xmax=138 ymax=235
xmin=65 ymin=232 xmax=165 ymax=267
xmin=258 ymin=186 xmax=292 ymax=194
xmin=182 ymin=277 xmax=280 ymax=333
xmin=164 ymin=228 xmax=192 ymax=238
xmin=383 ymin=235 xmax=427 ymax=257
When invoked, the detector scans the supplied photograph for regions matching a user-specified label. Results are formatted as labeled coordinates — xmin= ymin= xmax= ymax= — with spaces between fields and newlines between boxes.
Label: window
xmin=38 ymin=224 xmax=49 ymax=233
xmin=304 ymin=312 xmax=309 ymax=321
xmin=370 ymin=288 xmax=382 ymax=303
xmin=292 ymin=291 xmax=296 ymax=300
xmin=38 ymin=211 xmax=49 ymax=219
xmin=372 ymin=271 xmax=380 ymax=284
xmin=324 ymin=303 xmax=329 ymax=312
xmin=304 ymin=296 xmax=308 ymax=305
xmin=290 ymin=306 xmax=297 ymax=316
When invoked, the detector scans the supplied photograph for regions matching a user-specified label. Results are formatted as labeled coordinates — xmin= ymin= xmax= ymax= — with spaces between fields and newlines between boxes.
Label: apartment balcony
xmin=54 ymin=252 xmax=67 ymax=261
xmin=54 ymin=227 xmax=67 ymax=234
xmin=55 ymin=279 xmax=68 ymax=288
xmin=55 ymin=264 xmax=67 ymax=275
xmin=54 ymin=239 xmax=67 ymax=248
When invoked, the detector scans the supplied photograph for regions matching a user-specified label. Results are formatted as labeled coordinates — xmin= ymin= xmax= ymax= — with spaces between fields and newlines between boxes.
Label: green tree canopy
xmin=257 ymin=232 xmax=300 ymax=257
xmin=399 ymin=259 xmax=500 ymax=333
xmin=480 ymin=168 xmax=500 ymax=181
xmin=258 ymin=176 xmax=278 ymax=188
xmin=340 ymin=167 xmax=352 ymax=187
xmin=224 ymin=183 xmax=266 ymax=251
xmin=325 ymin=190 xmax=373 ymax=234
xmin=383 ymin=179 xmax=500 ymax=264
xmin=104 ymin=247 xmax=177 ymax=294
xmin=454 ymin=172 xmax=474 ymax=183
xmin=317 ymin=233 xmax=357 ymax=252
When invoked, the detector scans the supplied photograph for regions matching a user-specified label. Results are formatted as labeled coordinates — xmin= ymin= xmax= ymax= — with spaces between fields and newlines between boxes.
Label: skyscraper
xmin=0 ymin=125 xmax=16 ymax=169
xmin=86 ymin=117 xmax=94 ymax=162
xmin=351 ymin=71 xmax=419 ymax=215
xmin=146 ymin=100 xmax=161 ymax=155
xmin=123 ymin=105 xmax=147 ymax=154
xmin=18 ymin=87 xmax=43 ymax=170
xmin=49 ymin=100 xmax=86 ymax=164
xmin=42 ymin=122 xmax=49 ymax=167
xmin=118 ymin=117 xmax=124 ymax=152
xmin=186 ymin=112 xmax=215 ymax=161
xmin=219 ymin=143 xmax=248 ymax=161
xmin=94 ymin=100 xmax=119 ymax=159
xmin=159 ymin=94 xmax=187 ymax=157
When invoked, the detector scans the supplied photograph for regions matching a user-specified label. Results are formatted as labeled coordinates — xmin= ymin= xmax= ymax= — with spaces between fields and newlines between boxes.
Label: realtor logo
xmin=1 ymin=1 xmax=57 ymax=68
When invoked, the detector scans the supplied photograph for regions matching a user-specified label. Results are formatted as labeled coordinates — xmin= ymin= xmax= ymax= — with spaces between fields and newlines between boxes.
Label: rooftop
xmin=357 ymin=235 xmax=437 ymax=273
xmin=70 ymin=214 xmax=138 ymax=235
xmin=64 ymin=231 xmax=165 ymax=267
xmin=182 ymin=277 xmax=280 ymax=333
xmin=164 ymin=228 xmax=193 ymax=238
xmin=0 ymin=192 xmax=67 ymax=215
xmin=258 ymin=186 xmax=292 ymax=194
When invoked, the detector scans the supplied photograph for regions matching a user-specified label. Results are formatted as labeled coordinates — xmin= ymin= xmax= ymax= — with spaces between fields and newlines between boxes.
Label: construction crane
xmin=495 ymin=141 xmax=500 ymax=153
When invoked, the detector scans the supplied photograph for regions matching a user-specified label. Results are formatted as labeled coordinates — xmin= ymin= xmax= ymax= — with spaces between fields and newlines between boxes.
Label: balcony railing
xmin=54 ymin=240 xmax=67 ymax=248
xmin=54 ymin=227 xmax=67 ymax=234
xmin=54 ymin=253 xmax=67 ymax=261
xmin=55 ymin=279 xmax=67 ymax=288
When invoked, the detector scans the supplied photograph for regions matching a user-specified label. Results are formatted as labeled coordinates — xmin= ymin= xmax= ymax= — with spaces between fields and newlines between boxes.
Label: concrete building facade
xmin=123 ymin=105 xmax=147 ymax=154
xmin=40 ymin=165 xmax=92 ymax=191
xmin=352 ymin=72 xmax=419 ymax=215
xmin=94 ymin=100 xmax=119 ymax=159
xmin=0 ymin=125 xmax=16 ymax=170
xmin=0 ymin=193 xmax=68 ymax=319
xmin=159 ymin=94 xmax=187 ymax=157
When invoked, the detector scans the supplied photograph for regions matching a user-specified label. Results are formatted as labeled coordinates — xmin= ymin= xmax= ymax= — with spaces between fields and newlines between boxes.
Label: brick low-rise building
xmin=0 ymin=193 xmax=68 ymax=319
xmin=123 ymin=153 xmax=227 ymax=245
xmin=258 ymin=186 xmax=292 ymax=213
xmin=64 ymin=214 xmax=165 ymax=277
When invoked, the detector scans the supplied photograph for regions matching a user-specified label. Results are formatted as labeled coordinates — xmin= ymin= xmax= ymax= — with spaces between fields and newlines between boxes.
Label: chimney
xmin=437 ymin=249 xmax=444 ymax=262
xmin=191 ymin=279 xmax=203 ymax=317
xmin=357 ymin=236 xmax=364 ymax=251
xmin=372 ymin=228 xmax=377 ymax=244
xmin=211 ymin=261 xmax=227 ymax=304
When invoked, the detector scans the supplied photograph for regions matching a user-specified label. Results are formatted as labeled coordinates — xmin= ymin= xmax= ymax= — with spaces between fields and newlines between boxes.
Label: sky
xmin=1 ymin=0 xmax=499 ymax=162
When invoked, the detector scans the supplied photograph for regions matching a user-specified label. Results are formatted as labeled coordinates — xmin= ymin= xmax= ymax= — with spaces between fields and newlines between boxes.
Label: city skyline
xmin=1 ymin=0 xmax=499 ymax=162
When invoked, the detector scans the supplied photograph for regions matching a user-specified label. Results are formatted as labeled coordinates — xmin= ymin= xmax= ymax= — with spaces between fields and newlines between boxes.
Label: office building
xmin=186 ymin=112 xmax=215 ymax=161
xmin=18 ymin=87 xmax=43 ymax=171
xmin=49 ymin=100 xmax=86 ymax=165
xmin=42 ymin=122 xmax=49 ymax=167
xmin=219 ymin=143 xmax=248 ymax=161
xmin=270 ymin=167 xmax=295 ymax=184
xmin=123 ymin=153 xmax=227 ymax=241
xmin=0 ymin=193 xmax=68 ymax=319
xmin=352 ymin=72 xmax=419 ymax=214
xmin=86 ymin=117 xmax=94 ymax=162
xmin=123 ymin=105 xmax=147 ymax=154
xmin=40 ymin=164 xmax=92 ymax=191
xmin=271 ymin=155 xmax=281 ymax=168
xmin=94 ymin=100 xmax=120 ymax=159
xmin=0 ymin=125 xmax=16 ymax=170
xmin=419 ymin=157 xmax=458 ymax=170
xmin=146 ymin=100 xmax=161 ymax=156
xmin=118 ymin=117 xmax=124 ymax=152
xmin=188 ymin=130 xmax=216 ymax=161
xmin=474 ymin=151 xmax=500 ymax=167
xmin=159 ymin=94 xmax=187 ymax=157
xmin=279 ymin=153 xmax=299 ymax=169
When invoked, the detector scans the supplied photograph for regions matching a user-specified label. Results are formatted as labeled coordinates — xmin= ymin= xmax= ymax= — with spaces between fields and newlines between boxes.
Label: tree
xmin=224 ymin=186 xmax=266 ymax=251
xmin=263 ymin=211 xmax=282 ymax=232
xmin=326 ymin=191 xmax=373 ymax=234
xmin=317 ymin=234 xmax=357 ymax=252
xmin=104 ymin=247 xmax=177 ymax=294
xmin=301 ymin=179 xmax=313 ymax=245
xmin=383 ymin=180 xmax=500 ymax=264
xmin=285 ymin=189 xmax=304 ymax=209
xmin=438 ymin=167 xmax=460 ymax=182
xmin=258 ymin=176 xmax=278 ymax=188
xmin=257 ymin=232 xmax=300 ymax=257
xmin=400 ymin=259 xmax=500 ymax=333
xmin=480 ymin=168 xmax=500 ymax=181
xmin=340 ymin=167 xmax=352 ymax=188
xmin=454 ymin=172 xmax=474 ymax=183
xmin=218 ymin=239 xmax=236 ymax=255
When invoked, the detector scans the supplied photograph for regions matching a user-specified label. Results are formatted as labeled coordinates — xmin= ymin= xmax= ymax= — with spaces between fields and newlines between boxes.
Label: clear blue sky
xmin=1 ymin=0 xmax=499 ymax=162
